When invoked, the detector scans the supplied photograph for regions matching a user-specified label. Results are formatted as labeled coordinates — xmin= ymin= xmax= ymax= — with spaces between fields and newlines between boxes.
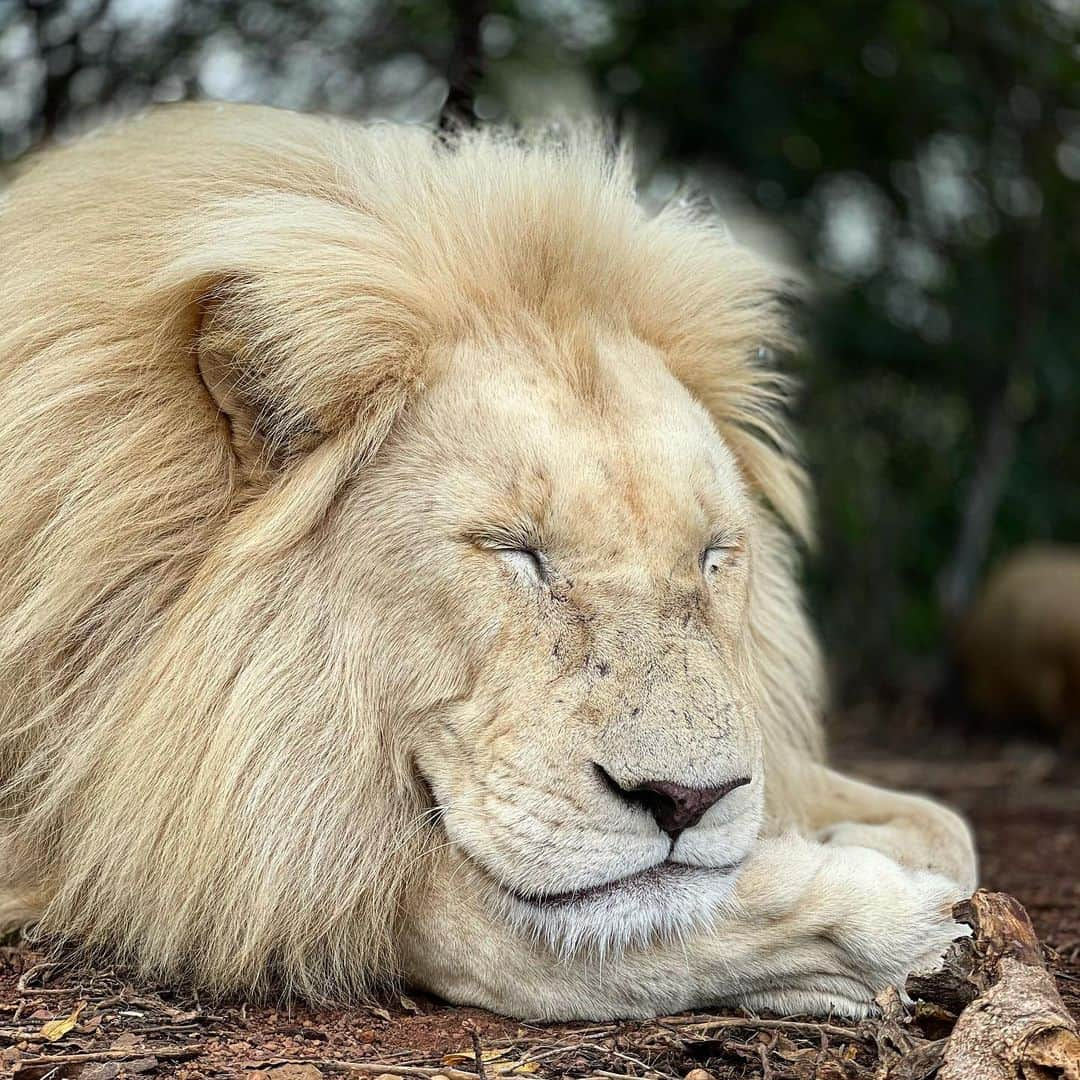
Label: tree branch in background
xmin=937 ymin=216 xmax=1047 ymax=629
xmin=936 ymin=23 xmax=1055 ymax=633
xmin=439 ymin=0 xmax=486 ymax=130
xmin=937 ymin=381 xmax=1023 ymax=625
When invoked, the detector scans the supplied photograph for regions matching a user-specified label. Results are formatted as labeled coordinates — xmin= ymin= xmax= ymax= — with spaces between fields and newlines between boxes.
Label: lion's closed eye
xmin=702 ymin=534 xmax=745 ymax=575
xmin=495 ymin=546 xmax=549 ymax=586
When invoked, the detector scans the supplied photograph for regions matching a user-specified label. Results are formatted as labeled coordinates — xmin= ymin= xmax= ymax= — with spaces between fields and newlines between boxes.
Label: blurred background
xmin=1 ymin=0 xmax=1078 ymax=717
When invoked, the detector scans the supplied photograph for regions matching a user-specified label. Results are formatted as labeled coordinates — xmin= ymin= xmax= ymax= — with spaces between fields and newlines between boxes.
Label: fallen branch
xmin=907 ymin=890 xmax=1080 ymax=1079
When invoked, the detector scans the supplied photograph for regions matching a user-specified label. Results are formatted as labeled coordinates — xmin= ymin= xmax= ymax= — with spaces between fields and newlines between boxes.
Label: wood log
xmin=908 ymin=889 xmax=1080 ymax=1080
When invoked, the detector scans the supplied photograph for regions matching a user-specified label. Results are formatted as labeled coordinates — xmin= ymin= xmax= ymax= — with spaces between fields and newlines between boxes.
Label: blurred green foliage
xmin=1 ymin=0 xmax=1077 ymax=697
xmin=488 ymin=0 xmax=1080 ymax=693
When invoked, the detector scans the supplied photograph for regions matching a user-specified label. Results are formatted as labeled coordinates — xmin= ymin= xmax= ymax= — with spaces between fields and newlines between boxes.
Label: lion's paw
xmin=821 ymin=844 xmax=968 ymax=996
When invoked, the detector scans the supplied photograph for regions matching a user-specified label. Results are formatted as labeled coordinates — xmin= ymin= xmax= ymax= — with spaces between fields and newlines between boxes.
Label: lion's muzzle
xmin=594 ymin=764 xmax=753 ymax=838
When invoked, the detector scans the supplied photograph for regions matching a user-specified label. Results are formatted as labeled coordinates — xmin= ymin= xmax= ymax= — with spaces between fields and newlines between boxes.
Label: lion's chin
xmin=494 ymin=860 xmax=744 ymax=958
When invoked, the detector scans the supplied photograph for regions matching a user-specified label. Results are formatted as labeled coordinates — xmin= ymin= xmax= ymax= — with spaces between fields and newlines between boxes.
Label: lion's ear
xmin=172 ymin=193 xmax=432 ymax=483
xmin=195 ymin=295 xmax=324 ymax=479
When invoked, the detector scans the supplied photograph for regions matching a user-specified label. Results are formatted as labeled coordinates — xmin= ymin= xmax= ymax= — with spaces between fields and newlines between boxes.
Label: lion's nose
xmin=597 ymin=766 xmax=751 ymax=838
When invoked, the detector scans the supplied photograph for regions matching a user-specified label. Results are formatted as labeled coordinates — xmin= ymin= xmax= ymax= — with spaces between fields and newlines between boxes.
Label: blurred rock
xmin=959 ymin=545 xmax=1080 ymax=743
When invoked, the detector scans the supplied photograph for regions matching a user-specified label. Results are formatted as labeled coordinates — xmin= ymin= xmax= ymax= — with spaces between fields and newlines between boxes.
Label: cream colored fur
xmin=0 ymin=103 xmax=975 ymax=1018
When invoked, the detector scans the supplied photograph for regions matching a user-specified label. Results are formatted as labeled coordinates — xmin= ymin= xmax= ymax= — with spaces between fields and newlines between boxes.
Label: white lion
xmin=0 ymin=103 xmax=976 ymax=1019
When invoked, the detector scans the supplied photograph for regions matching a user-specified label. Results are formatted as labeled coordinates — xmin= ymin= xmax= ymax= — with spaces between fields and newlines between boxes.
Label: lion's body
xmin=960 ymin=546 xmax=1080 ymax=738
xmin=0 ymin=104 xmax=974 ymax=1018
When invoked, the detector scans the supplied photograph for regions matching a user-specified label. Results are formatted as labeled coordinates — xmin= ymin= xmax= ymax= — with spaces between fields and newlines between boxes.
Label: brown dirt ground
xmin=2 ymin=719 xmax=1078 ymax=1080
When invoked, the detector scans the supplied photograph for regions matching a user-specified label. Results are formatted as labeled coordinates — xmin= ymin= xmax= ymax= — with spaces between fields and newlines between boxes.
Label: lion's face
xmin=0 ymin=105 xmax=820 ymax=996
xmin=334 ymin=328 xmax=767 ymax=954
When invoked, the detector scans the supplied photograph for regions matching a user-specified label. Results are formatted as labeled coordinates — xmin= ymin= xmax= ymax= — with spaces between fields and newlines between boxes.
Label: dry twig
xmin=13 ymin=1043 xmax=204 ymax=1069
xmin=662 ymin=1014 xmax=865 ymax=1043
xmin=251 ymin=1061 xmax=480 ymax=1080
xmin=462 ymin=1018 xmax=487 ymax=1080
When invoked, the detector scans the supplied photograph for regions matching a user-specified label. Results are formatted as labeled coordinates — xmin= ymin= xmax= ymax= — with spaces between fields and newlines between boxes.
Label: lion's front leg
xmin=716 ymin=831 xmax=967 ymax=1017
xmin=400 ymin=832 xmax=967 ymax=1021
xmin=798 ymin=764 xmax=977 ymax=892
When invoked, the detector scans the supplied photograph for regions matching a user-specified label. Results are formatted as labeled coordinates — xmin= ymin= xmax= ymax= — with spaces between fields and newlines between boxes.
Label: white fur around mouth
xmin=507 ymin=858 xmax=744 ymax=908
xmin=492 ymin=859 xmax=746 ymax=958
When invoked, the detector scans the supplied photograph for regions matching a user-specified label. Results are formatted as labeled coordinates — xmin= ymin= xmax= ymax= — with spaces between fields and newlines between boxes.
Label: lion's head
xmin=0 ymin=104 xmax=822 ymax=999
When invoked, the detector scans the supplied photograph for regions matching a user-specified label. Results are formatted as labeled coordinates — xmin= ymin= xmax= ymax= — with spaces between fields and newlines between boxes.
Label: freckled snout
xmin=596 ymin=764 xmax=752 ymax=837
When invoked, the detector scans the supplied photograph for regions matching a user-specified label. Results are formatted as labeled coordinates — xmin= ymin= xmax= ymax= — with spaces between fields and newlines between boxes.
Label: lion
xmin=959 ymin=545 xmax=1080 ymax=742
xmin=0 ymin=103 xmax=976 ymax=1020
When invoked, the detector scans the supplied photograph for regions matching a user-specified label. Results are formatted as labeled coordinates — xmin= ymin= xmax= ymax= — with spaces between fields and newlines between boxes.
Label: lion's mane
xmin=0 ymin=104 xmax=821 ymax=999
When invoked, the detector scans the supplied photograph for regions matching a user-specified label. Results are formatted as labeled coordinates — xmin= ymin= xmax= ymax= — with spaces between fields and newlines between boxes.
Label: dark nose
xmin=597 ymin=766 xmax=752 ymax=838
